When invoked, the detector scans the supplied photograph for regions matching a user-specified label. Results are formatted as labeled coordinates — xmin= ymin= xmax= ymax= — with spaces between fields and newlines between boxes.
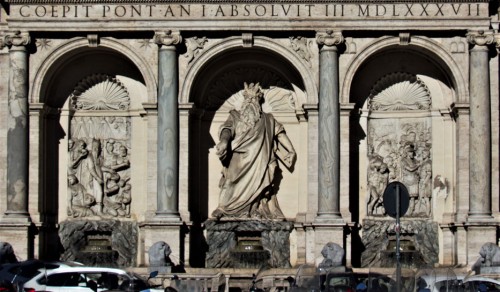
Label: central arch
xmin=184 ymin=36 xmax=313 ymax=267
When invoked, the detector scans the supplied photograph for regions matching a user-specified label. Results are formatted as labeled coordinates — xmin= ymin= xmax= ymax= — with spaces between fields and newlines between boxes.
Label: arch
xmin=31 ymin=37 xmax=156 ymax=106
xmin=341 ymin=35 xmax=467 ymax=106
xmin=180 ymin=35 xmax=318 ymax=106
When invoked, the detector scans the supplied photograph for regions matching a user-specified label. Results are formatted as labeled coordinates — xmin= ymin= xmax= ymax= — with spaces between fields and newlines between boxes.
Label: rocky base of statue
xmin=59 ymin=220 xmax=138 ymax=267
xmin=360 ymin=218 xmax=438 ymax=268
xmin=205 ymin=219 xmax=293 ymax=268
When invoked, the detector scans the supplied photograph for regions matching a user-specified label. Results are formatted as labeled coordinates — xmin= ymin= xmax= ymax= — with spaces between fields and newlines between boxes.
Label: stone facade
xmin=0 ymin=0 xmax=499 ymax=274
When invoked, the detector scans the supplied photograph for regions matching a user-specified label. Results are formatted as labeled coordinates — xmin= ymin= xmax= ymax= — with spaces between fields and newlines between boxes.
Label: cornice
xmin=5 ymin=0 xmax=491 ymax=4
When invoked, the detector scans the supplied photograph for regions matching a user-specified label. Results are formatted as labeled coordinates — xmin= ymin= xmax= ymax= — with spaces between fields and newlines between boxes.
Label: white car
xmin=462 ymin=275 xmax=500 ymax=291
xmin=22 ymin=266 xmax=163 ymax=292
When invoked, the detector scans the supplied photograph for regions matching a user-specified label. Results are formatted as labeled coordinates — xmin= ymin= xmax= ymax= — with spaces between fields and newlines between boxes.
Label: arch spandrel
xmin=31 ymin=37 xmax=156 ymax=107
xmin=180 ymin=35 xmax=318 ymax=109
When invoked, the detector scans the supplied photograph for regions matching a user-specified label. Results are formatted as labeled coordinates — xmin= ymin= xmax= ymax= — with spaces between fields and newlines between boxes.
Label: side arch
xmin=31 ymin=37 xmax=157 ymax=106
xmin=341 ymin=35 xmax=467 ymax=106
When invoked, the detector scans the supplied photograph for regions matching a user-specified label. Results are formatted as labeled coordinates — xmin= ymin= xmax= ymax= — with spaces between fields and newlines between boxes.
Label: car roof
xmin=463 ymin=275 xmax=500 ymax=284
xmin=41 ymin=266 xmax=130 ymax=276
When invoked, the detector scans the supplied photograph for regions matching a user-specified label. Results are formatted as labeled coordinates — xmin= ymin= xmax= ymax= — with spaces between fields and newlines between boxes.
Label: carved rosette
xmin=0 ymin=31 xmax=31 ymax=49
xmin=369 ymin=72 xmax=431 ymax=111
xmin=70 ymin=74 xmax=130 ymax=111
xmin=154 ymin=30 xmax=183 ymax=47
xmin=316 ymin=30 xmax=344 ymax=47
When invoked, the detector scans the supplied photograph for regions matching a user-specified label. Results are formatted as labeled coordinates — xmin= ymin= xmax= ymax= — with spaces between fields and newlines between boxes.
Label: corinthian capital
xmin=0 ymin=31 xmax=31 ymax=49
xmin=316 ymin=30 xmax=344 ymax=47
xmin=466 ymin=30 xmax=495 ymax=47
xmin=154 ymin=30 xmax=182 ymax=47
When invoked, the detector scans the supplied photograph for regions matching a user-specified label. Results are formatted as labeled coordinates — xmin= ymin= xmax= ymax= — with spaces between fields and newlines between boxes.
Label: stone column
xmin=1 ymin=31 xmax=31 ymax=220
xmin=153 ymin=31 xmax=182 ymax=220
xmin=466 ymin=30 xmax=495 ymax=221
xmin=315 ymin=30 xmax=344 ymax=221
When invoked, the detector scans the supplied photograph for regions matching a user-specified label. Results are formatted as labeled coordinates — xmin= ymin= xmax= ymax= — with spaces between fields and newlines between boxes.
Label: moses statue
xmin=212 ymin=82 xmax=296 ymax=220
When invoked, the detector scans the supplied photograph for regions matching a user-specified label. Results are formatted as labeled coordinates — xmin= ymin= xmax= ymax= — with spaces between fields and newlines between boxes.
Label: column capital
xmin=466 ymin=30 xmax=496 ymax=47
xmin=153 ymin=30 xmax=182 ymax=47
xmin=0 ymin=31 xmax=31 ymax=50
xmin=316 ymin=30 xmax=344 ymax=47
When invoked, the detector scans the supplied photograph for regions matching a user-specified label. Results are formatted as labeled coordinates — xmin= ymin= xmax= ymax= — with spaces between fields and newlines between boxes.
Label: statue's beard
xmin=239 ymin=100 xmax=261 ymax=132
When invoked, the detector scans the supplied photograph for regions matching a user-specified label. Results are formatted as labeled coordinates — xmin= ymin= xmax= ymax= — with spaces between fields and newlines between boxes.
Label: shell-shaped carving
xmin=71 ymin=74 xmax=130 ymax=111
xmin=369 ymin=72 xmax=431 ymax=111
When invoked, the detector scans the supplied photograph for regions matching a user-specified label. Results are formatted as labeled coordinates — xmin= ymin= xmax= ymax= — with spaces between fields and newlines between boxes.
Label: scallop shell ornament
xmin=71 ymin=74 xmax=130 ymax=111
xmin=369 ymin=72 xmax=431 ymax=111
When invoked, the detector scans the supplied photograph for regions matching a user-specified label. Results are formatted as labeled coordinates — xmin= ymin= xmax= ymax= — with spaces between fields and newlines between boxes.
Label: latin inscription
xmin=12 ymin=3 xmax=485 ymax=19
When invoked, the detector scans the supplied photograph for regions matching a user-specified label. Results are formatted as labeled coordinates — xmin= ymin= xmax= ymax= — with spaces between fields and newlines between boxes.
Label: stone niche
xmin=361 ymin=218 xmax=438 ymax=268
xmin=59 ymin=220 xmax=138 ymax=267
xmin=205 ymin=220 xmax=293 ymax=268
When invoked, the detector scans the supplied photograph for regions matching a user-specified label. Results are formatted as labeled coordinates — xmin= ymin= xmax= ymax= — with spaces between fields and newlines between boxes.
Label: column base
xmin=315 ymin=212 xmax=344 ymax=224
xmin=467 ymin=213 xmax=494 ymax=223
xmin=154 ymin=211 xmax=181 ymax=222
xmin=2 ymin=211 xmax=31 ymax=223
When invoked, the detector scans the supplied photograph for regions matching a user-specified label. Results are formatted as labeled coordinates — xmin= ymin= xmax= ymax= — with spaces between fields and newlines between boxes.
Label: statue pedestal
xmin=205 ymin=219 xmax=293 ymax=268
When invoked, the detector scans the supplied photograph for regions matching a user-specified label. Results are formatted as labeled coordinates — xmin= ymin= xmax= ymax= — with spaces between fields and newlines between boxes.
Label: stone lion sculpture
xmin=0 ymin=242 xmax=17 ymax=264
xmin=318 ymin=242 xmax=344 ymax=269
xmin=148 ymin=241 xmax=172 ymax=270
xmin=478 ymin=242 xmax=500 ymax=267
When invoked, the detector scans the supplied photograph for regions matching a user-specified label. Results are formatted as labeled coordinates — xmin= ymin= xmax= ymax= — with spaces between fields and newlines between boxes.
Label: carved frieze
xmin=68 ymin=74 xmax=132 ymax=218
xmin=366 ymin=72 xmax=432 ymax=217
xmin=185 ymin=36 xmax=208 ymax=64
xmin=290 ymin=36 xmax=312 ymax=66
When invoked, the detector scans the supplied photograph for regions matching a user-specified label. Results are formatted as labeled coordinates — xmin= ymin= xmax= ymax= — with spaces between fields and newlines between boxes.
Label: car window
xmin=46 ymin=272 xmax=83 ymax=287
xmin=465 ymin=280 xmax=500 ymax=292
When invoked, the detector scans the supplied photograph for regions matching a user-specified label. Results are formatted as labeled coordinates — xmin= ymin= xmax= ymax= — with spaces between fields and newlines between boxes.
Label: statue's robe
xmin=215 ymin=110 xmax=285 ymax=219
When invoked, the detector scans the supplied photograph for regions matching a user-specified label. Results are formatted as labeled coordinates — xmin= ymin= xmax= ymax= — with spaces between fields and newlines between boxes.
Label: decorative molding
xmin=35 ymin=38 xmax=52 ymax=50
xmin=466 ymin=30 xmax=496 ymax=47
xmin=185 ymin=36 xmax=208 ymax=64
xmin=316 ymin=30 xmax=344 ymax=47
xmin=70 ymin=74 xmax=130 ymax=111
xmin=0 ymin=31 xmax=30 ymax=49
xmin=242 ymin=33 xmax=253 ymax=48
xmin=290 ymin=36 xmax=312 ymax=66
xmin=6 ymin=0 xmax=487 ymax=3
xmin=369 ymin=72 xmax=431 ymax=111
xmin=153 ymin=30 xmax=182 ymax=47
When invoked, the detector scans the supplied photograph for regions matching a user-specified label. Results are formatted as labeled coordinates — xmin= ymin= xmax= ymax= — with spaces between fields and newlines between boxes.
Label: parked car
xmin=22 ymin=266 xmax=163 ymax=292
xmin=462 ymin=275 xmax=500 ymax=291
xmin=0 ymin=260 xmax=82 ymax=291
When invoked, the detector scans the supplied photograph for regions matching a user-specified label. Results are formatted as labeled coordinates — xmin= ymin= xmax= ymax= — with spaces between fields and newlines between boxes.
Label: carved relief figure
xmin=211 ymin=83 xmax=296 ymax=220
xmin=367 ymin=155 xmax=389 ymax=216
xmin=68 ymin=74 xmax=133 ymax=218
xmin=67 ymin=174 xmax=95 ymax=217
xmin=418 ymin=148 xmax=432 ymax=215
xmin=400 ymin=144 xmax=420 ymax=215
